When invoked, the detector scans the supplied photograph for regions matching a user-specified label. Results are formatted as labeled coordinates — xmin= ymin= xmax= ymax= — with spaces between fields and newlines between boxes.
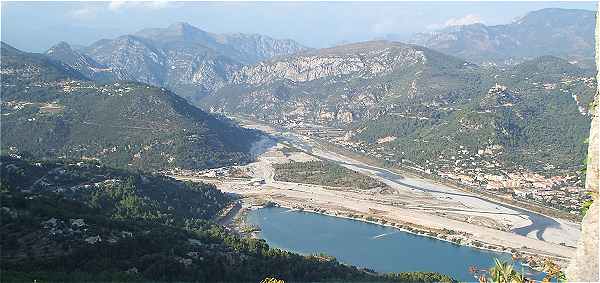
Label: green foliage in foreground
xmin=0 ymin=156 xmax=455 ymax=282
xmin=488 ymin=259 xmax=529 ymax=283
xmin=580 ymin=197 xmax=594 ymax=216
xmin=273 ymin=160 xmax=387 ymax=190
xmin=471 ymin=258 xmax=565 ymax=283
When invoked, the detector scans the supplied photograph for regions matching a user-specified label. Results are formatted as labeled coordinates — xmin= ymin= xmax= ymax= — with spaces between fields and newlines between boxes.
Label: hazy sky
xmin=1 ymin=1 xmax=596 ymax=52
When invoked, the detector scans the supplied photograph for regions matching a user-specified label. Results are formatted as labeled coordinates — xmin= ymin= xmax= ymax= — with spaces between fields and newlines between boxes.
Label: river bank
xmin=226 ymin=195 xmax=567 ymax=272
xmin=310 ymin=135 xmax=581 ymax=224
xmin=178 ymin=161 xmax=575 ymax=271
xmin=246 ymin=205 xmax=553 ymax=281
xmin=176 ymin=124 xmax=577 ymax=272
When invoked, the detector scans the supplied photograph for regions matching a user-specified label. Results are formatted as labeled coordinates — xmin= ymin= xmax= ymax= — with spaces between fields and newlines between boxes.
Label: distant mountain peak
xmin=48 ymin=24 xmax=308 ymax=104
xmin=409 ymin=7 xmax=595 ymax=64
xmin=46 ymin=41 xmax=80 ymax=58
xmin=46 ymin=41 xmax=80 ymax=56
xmin=166 ymin=22 xmax=208 ymax=38
xmin=51 ymin=41 xmax=72 ymax=49
xmin=522 ymin=7 xmax=593 ymax=16
xmin=169 ymin=21 xmax=191 ymax=28
xmin=134 ymin=22 xmax=214 ymax=42
xmin=167 ymin=21 xmax=197 ymax=32
xmin=515 ymin=7 xmax=595 ymax=26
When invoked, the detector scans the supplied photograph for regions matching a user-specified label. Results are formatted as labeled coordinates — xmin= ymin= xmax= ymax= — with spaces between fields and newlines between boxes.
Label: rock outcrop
xmin=566 ymin=4 xmax=599 ymax=281
xmin=232 ymin=41 xmax=427 ymax=86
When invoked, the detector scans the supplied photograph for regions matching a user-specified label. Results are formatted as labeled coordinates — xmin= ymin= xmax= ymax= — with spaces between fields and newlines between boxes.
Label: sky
xmin=1 ymin=1 xmax=596 ymax=52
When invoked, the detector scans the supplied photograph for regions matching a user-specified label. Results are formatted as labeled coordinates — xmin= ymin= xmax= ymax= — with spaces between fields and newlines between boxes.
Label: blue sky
xmin=1 ymin=1 xmax=596 ymax=52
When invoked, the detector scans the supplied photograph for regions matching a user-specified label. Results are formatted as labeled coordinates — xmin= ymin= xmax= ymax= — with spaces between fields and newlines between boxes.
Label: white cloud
xmin=108 ymin=0 xmax=171 ymax=11
xmin=69 ymin=6 xmax=98 ymax=20
xmin=147 ymin=0 xmax=170 ymax=10
xmin=426 ymin=14 xmax=484 ymax=30
xmin=108 ymin=0 xmax=126 ymax=11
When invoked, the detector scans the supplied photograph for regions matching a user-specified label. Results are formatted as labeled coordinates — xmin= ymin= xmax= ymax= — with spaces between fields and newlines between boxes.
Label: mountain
xmin=1 ymin=41 xmax=455 ymax=282
xmin=46 ymin=23 xmax=308 ymax=105
xmin=1 ymin=42 xmax=259 ymax=171
xmin=1 ymin=42 xmax=85 ymax=84
xmin=204 ymin=40 xmax=595 ymax=184
xmin=355 ymin=55 xmax=594 ymax=174
xmin=134 ymin=22 xmax=308 ymax=65
xmin=409 ymin=8 xmax=595 ymax=65
xmin=206 ymin=41 xmax=479 ymax=124
xmin=0 ymin=156 xmax=455 ymax=282
xmin=45 ymin=41 xmax=116 ymax=82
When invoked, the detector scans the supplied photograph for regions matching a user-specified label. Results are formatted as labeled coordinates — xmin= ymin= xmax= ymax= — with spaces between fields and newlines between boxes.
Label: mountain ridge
xmin=45 ymin=41 xmax=116 ymax=82
xmin=45 ymin=23 xmax=309 ymax=104
xmin=203 ymin=39 xmax=594 ymax=193
xmin=409 ymin=8 xmax=595 ymax=65
xmin=2 ymin=42 xmax=260 ymax=171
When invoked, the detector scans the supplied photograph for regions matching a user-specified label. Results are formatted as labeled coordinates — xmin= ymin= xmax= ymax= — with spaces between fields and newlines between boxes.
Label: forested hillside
xmin=355 ymin=56 xmax=594 ymax=174
xmin=1 ymin=42 xmax=259 ymax=171
xmin=0 ymin=156 xmax=455 ymax=282
xmin=204 ymin=41 xmax=594 ymax=211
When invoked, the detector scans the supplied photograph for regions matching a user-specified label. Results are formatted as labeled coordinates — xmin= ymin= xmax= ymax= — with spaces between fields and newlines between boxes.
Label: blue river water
xmin=247 ymin=207 xmax=544 ymax=282
xmin=277 ymin=132 xmax=559 ymax=240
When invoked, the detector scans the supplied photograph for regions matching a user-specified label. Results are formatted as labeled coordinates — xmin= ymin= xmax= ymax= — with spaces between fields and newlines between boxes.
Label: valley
xmin=204 ymin=47 xmax=595 ymax=218
xmin=1 ymin=4 xmax=598 ymax=282
xmin=170 ymin=118 xmax=580 ymax=271
xmin=0 ymin=38 xmax=458 ymax=283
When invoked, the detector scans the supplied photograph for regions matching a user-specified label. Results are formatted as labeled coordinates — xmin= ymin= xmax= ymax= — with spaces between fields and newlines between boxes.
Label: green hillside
xmin=0 ymin=156 xmax=455 ymax=283
xmin=1 ymin=42 xmax=259 ymax=171
xmin=206 ymin=42 xmax=594 ymax=178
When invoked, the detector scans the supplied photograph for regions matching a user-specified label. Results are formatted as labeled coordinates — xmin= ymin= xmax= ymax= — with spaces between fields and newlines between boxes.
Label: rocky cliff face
xmin=410 ymin=8 xmax=595 ymax=65
xmin=232 ymin=41 xmax=427 ymax=85
xmin=566 ymin=6 xmax=599 ymax=281
xmin=46 ymin=23 xmax=308 ymax=104
xmin=210 ymin=40 xmax=489 ymax=118
xmin=208 ymin=41 xmax=452 ymax=125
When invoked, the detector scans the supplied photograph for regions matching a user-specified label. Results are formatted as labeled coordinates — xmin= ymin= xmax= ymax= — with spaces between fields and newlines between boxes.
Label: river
xmin=248 ymin=207 xmax=545 ymax=282
xmin=274 ymin=131 xmax=564 ymax=241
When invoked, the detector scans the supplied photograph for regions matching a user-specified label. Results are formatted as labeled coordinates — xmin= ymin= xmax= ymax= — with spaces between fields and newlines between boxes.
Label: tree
xmin=488 ymin=259 xmax=525 ymax=283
